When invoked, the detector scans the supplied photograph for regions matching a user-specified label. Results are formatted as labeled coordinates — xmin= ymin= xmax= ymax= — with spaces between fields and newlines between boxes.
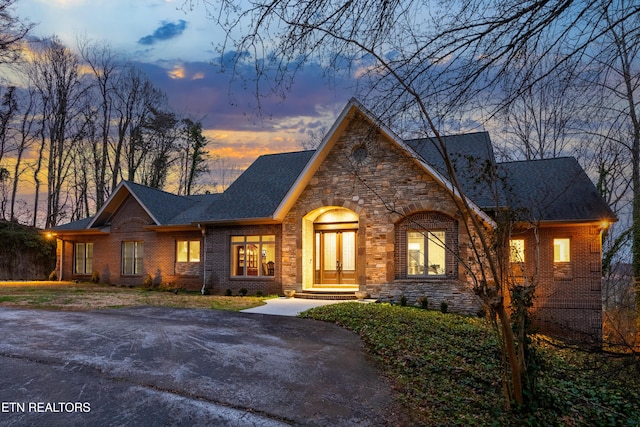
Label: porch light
xmin=599 ymin=220 xmax=610 ymax=231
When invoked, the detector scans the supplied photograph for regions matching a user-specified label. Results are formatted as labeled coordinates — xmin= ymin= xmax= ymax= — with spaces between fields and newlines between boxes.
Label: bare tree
xmin=209 ymin=157 xmax=239 ymax=193
xmin=78 ymin=39 xmax=120 ymax=210
xmin=0 ymin=86 xmax=17 ymax=166
xmin=10 ymin=86 xmax=39 ymax=222
xmin=119 ymin=73 xmax=168 ymax=186
xmin=0 ymin=0 xmax=33 ymax=64
xmin=494 ymin=56 xmax=585 ymax=162
xmin=27 ymin=37 xmax=88 ymax=227
xmin=183 ymin=0 xmax=637 ymax=406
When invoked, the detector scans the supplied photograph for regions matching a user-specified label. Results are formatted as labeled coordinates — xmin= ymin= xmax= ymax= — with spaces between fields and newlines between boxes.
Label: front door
xmin=315 ymin=230 xmax=357 ymax=285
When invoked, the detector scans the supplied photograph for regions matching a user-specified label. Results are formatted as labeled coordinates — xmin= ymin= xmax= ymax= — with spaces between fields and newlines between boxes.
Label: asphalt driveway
xmin=0 ymin=307 xmax=397 ymax=426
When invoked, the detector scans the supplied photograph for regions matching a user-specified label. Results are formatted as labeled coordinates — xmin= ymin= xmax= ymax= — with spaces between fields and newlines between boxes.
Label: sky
xmin=12 ymin=0 xmax=353 ymax=171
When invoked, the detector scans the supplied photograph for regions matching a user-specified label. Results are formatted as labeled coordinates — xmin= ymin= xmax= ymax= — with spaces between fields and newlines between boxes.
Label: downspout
xmin=58 ymin=238 xmax=63 ymax=281
xmin=199 ymin=224 xmax=207 ymax=295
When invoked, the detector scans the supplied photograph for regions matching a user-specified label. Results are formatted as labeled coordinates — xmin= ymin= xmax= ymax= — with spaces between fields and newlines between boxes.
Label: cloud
xmin=138 ymin=20 xmax=187 ymax=45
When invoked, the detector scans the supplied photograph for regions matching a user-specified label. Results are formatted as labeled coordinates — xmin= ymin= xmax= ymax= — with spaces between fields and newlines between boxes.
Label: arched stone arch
xmin=395 ymin=200 xmax=459 ymax=220
xmin=301 ymin=206 xmax=361 ymax=290
xmin=394 ymin=211 xmax=459 ymax=280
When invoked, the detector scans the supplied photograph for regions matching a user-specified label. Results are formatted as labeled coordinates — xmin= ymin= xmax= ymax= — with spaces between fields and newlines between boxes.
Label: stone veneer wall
xmin=281 ymin=110 xmax=483 ymax=314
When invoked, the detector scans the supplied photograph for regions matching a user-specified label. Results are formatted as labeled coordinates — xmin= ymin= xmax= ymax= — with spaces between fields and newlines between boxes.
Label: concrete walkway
xmin=241 ymin=297 xmax=349 ymax=316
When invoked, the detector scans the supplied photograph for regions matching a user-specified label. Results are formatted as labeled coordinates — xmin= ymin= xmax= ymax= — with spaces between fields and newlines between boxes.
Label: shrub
xmin=440 ymin=301 xmax=448 ymax=313
xmin=48 ymin=269 xmax=58 ymax=281
xmin=256 ymin=290 xmax=264 ymax=297
xmin=238 ymin=288 xmax=248 ymax=296
xmin=90 ymin=270 xmax=100 ymax=284
xmin=419 ymin=296 xmax=428 ymax=309
xmin=142 ymin=274 xmax=153 ymax=288
xmin=225 ymin=288 xmax=232 ymax=296
xmin=400 ymin=296 xmax=408 ymax=306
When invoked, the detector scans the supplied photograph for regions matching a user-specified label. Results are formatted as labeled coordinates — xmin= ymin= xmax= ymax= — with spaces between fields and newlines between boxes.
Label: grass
xmin=0 ymin=281 xmax=269 ymax=311
xmin=300 ymin=302 xmax=640 ymax=427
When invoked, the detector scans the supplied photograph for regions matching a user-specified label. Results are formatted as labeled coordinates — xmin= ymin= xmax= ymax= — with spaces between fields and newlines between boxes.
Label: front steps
xmin=293 ymin=291 xmax=357 ymax=300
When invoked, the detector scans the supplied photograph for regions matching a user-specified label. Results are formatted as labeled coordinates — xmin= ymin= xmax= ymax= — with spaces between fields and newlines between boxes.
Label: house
xmin=49 ymin=99 xmax=616 ymax=342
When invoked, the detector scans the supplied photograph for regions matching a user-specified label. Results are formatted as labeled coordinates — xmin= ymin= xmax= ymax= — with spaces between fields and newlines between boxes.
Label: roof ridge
xmin=497 ymin=156 xmax=577 ymax=165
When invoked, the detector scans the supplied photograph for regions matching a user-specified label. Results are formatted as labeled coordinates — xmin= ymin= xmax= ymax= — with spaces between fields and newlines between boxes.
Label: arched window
xmin=395 ymin=212 xmax=458 ymax=280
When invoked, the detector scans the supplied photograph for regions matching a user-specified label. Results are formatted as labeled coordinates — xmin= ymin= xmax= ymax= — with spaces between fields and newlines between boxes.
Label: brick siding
xmin=59 ymin=196 xmax=204 ymax=289
xmin=513 ymin=225 xmax=603 ymax=342
xmin=203 ymin=223 xmax=282 ymax=296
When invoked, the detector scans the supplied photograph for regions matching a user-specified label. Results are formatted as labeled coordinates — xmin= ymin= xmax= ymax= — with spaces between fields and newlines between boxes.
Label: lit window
xmin=509 ymin=239 xmax=525 ymax=263
xmin=231 ymin=235 xmax=275 ymax=277
xmin=553 ymin=238 xmax=570 ymax=262
xmin=407 ymin=230 xmax=446 ymax=276
xmin=74 ymin=242 xmax=93 ymax=275
xmin=177 ymin=240 xmax=201 ymax=262
xmin=122 ymin=241 xmax=144 ymax=275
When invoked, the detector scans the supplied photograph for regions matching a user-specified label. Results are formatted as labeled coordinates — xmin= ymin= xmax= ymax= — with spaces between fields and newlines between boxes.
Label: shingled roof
xmin=406 ymin=132 xmax=498 ymax=208
xmin=196 ymin=150 xmax=315 ymax=223
xmin=51 ymin=101 xmax=614 ymax=232
xmin=407 ymin=132 xmax=615 ymax=222
xmin=497 ymin=157 xmax=616 ymax=222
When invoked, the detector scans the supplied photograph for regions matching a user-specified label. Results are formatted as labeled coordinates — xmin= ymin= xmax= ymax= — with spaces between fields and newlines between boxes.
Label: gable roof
xmin=50 ymin=99 xmax=615 ymax=232
xmin=196 ymin=150 xmax=315 ymax=223
xmin=407 ymin=132 xmax=615 ymax=223
xmin=272 ymin=98 xmax=496 ymax=226
xmin=88 ymin=181 xmax=211 ymax=228
xmin=50 ymin=181 xmax=219 ymax=232
xmin=406 ymin=132 xmax=498 ymax=208
xmin=498 ymin=157 xmax=616 ymax=222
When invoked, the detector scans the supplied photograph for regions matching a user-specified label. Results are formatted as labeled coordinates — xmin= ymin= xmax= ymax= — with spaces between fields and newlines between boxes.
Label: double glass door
xmin=315 ymin=230 xmax=356 ymax=285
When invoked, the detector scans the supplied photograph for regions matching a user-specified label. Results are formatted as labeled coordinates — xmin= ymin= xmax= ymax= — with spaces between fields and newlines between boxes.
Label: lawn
xmin=0 ymin=281 xmax=268 ymax=311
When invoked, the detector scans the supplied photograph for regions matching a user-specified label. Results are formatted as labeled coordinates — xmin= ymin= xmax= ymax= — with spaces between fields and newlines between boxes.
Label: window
xmin=407 ymin=230 xmax=446 ymax=276
xmin=74 ymin=242 xmax=93 ymax=275
xmin=509 ymin=239 xmax=525 ymax=263
xmin=177 ymin=240 xmax=200 ymax=262
xmin=122 ymin=241 xmax=144 ymax=275
xmin=554 ymin=238 xmax=570 ymax=262
xmin=231 ymin=235 xmax=275 ymax=277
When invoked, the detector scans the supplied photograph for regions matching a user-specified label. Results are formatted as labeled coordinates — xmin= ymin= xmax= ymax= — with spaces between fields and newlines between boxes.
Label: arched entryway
xmin=302 ymin=207 xmax=359 ymax=291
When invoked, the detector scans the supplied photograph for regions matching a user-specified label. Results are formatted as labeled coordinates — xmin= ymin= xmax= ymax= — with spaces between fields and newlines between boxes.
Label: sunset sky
xmin=13 ymin=0 xmax=353 ymax=171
